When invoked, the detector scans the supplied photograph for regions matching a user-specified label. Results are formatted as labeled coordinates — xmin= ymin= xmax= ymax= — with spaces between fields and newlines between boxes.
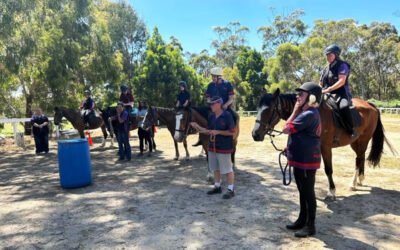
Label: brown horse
xmin=174 ymin=107 xmax=240 ymax=180
xmin=141 ymin=106 xmax=194 ymax=160
xmin=252 ymin=89 xmax=395 ymax=199
xmin=54 ymin=107 xmax=111 ymax=147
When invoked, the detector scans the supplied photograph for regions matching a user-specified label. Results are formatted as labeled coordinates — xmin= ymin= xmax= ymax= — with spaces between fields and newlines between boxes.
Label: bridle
xmin=175 ymin=108 xmax=192 ymax=139
xmin=255 ymin=95 xmax=282 ymax=136
xmin=256 ymin=95 xmax=292 ymax=186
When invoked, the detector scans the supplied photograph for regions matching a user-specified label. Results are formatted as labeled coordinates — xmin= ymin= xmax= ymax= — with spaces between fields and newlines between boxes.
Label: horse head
xmin=142 ymin=106 xmax=157 ymax=131
xmin=252 ymin=89 xmax=282 ymax=141
xmin=174 ymin=107 xmax=190 ymax=142
xmin=53 ymin=107 xmax=63 ymax=126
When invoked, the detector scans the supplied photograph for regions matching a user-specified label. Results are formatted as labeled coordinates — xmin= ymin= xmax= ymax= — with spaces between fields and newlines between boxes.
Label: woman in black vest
xmin=320 ymin=44 xmax=357 ymax=137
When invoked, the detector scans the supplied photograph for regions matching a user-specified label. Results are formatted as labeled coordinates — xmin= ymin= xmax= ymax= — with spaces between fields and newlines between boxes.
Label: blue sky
xmin=129 ymin=0 xmax=400 ymax=53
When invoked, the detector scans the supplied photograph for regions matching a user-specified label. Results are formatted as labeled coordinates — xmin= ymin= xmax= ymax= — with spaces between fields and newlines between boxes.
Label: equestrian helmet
xmin=324 ymin=44 xmax=341 ymax=56
xmin=210 ymin=67 xmax=223 ymax=76
xmin=120 ymin=84 xmax=128 ymax=92
xmin=84 ymin=90 xmax=91 ymax=95
xmin=296 ymin=82 xmax=322 ymax=104
xmin=179 ymin=81 xmax=187 ymax=88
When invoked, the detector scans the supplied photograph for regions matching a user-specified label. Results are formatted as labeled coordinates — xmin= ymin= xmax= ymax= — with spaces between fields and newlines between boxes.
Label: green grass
xmin=368 ymin=98 xmax=400 ymax=108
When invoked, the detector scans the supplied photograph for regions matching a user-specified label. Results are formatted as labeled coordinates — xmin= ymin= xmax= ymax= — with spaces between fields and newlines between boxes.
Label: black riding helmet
xmin=324 ymin=44 xmax=341 ymax=57
xmin=179 ymin=81 xmax=187 ymax=89
xmin=120 ymin=84 xmax=128 ymax=92
xmin=296 ymin=82 xmax=322 ymax=104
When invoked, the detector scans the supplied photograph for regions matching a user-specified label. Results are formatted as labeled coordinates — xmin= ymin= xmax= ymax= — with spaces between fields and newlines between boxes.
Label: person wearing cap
xmin=282 ymin=82 xmax=322 ymax=238
xmin=31 ymin=108 xmax=49 ymax=154
xmin=176 ymin=81 xmax=191 ymax=108
xmin=115 ymin=102 xmax=131 ymax=161
xmin=190 ymin=96 xmax=236 ymax=199
xmin=192 ymin=67 xmax=236 ymax=147
xmin=320 ymin=44 xmax=356 ymax=137
xmin=80 ymin=90 xmax=95 ymax=127
xmin=119 ymin=84 xmax=134 ymax=114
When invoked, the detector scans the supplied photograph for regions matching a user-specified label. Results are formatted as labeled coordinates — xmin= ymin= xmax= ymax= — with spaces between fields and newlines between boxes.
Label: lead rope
xmin=268 ymin=131 xmax=292 ymax=186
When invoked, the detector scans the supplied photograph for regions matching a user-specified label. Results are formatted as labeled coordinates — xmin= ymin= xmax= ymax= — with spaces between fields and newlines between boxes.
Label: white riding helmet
xmin=210 ymin=67 xmax=223 ymax=76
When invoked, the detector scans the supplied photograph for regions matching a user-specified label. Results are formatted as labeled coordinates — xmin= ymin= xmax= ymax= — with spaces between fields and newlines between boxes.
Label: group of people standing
xmin=31 ymin=44 xmax=354 ymax=238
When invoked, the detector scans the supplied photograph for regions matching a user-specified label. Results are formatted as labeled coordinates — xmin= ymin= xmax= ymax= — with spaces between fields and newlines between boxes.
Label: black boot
xmin=286 ymin=219 xmax=306 ymax=230
xmin=294 ymin=221 xmax=316 ymax=238
xmin=341 ymin=107 xmax=357 ymax=137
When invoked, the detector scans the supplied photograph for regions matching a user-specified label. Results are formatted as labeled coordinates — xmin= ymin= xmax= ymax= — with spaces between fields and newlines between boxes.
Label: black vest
xmin=321 ymin=59 xmax=350 ymax=96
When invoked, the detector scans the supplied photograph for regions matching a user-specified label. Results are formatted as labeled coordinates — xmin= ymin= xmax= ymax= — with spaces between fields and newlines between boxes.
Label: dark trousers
xmin=294 ymin=168 xmax=317 ymax=225
xmin=138 ymin=127 xmax=152 ymax=153
xmin=117 ymin=130 xmax=131 ymax=160
xmin=34 ymin=133 xmax=49 ymax=153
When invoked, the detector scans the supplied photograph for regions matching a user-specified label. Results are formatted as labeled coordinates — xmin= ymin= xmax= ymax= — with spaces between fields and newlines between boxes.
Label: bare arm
xmin=322 ymin=74 xmax=347 ymax=94
xmin=223 ymin=95 xmax=235 ymax=109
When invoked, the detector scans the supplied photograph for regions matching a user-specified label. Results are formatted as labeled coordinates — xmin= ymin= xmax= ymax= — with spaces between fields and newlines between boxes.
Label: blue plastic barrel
xmin=57 ymin=139 xmax=92 ymax=188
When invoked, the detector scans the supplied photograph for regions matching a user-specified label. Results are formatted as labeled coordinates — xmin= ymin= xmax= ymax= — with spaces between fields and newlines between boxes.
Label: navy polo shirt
xmin=207 ymin=110 xmax=235 ymax=154
xmin=285 ymin=108 xmax=321 ymax=170
xmin=205 ymin=80 xmax=234 ymax=104
xmin=31 ymin=115 xmax=49 ymax=135
xmin=82 ymin=97 xmax=94 ymax=109
xmin=176 ymin=91 xmax=190 ymax=105
xmin=116 ymin=110 xmax=129 ymax=132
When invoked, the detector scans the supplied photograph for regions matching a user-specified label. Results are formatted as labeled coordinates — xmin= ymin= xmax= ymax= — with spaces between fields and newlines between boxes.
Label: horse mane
xmin=258 ymin=94 xmax=273 ymax=108
xmin=192 ymin=106 xmax=211 ymax=120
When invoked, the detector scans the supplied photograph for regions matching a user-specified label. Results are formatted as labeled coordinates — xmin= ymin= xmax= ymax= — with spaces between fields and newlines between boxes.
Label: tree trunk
xmin=24 ymin=93 xmax=33 ymax=135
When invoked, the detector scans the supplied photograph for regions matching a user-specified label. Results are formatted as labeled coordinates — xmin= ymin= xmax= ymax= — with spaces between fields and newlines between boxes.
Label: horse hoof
xmin=357 ymin=182 xmax=363 ymax=186
xmin=174 ymin=157 xmax=179 ymax=161
xmin=185 ymin=157 xmax=190 ymax=161
xmin=349 ymin=186 xmax=357 ymax=191
xmin=324 ymin=195 xmax=336 ymax=201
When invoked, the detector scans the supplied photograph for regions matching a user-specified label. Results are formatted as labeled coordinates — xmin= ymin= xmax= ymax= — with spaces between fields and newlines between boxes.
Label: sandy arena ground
xmin=0 ymin=116 xmax=399 ymax=249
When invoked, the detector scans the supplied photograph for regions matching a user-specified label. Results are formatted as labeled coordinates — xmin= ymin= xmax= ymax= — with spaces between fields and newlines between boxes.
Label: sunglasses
xmin=296 ymin=91 xmax=306 ymax=97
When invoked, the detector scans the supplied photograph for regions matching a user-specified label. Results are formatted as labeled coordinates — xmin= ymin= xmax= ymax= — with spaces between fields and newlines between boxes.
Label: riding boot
xmin=294 ymin=220 xmax=316 ymax=238
xmin=286 ymin=211 xmax=306 ymax=230
xmin=341 ymin=107 xmax=357 ymax=137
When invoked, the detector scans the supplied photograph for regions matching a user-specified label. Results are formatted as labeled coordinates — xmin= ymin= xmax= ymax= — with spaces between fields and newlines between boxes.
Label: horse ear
xmin=273 ymin=88 xmax=280 ymax=98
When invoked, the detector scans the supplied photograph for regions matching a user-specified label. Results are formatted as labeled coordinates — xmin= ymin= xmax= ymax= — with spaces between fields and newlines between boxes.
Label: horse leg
xmin=203 ymin=143 xmax=213 ymax=183
xmin=173 ymin=140 xmax=180 ymax=160
xmin=231 ymin=149 xmax=236 ymax=170
xmin=108 ymin=117 xmax=115 ymax=147
xmin=183 ymin=138 xmax=190 ymax=160
xmin=79 ymin=130 xmax=85 ymax=139
xmin=100 ymin=125 xmax=107 ymax=147
xmin=322 ymin=147 xmax=336 ymax=200
xmin=350 ymin=139 xmax=368 ymax=189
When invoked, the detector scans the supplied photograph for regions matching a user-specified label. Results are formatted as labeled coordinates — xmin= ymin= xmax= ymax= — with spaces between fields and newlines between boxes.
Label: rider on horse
xmin=176 ymin=81 xmax=191 ymax=109
xmin=193 ymin=67 xmax=237 ymax=147
xmin=320 ymin=44 xmax=356 ymax=137
xmin=80 ymin=90 xmax=95 ymax=127
xmin=119 ymin=84 xmax=134 ymax=115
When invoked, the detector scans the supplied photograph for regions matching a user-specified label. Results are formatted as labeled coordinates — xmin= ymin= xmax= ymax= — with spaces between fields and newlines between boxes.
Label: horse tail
xmin=367 ymin=103 xmax=396 ymax=166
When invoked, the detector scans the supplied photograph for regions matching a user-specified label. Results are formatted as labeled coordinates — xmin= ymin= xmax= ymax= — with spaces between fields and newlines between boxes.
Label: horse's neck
xmin=62 ymin=108 xmax=82 ymax=127
xmin=192 ymin=109 xmax=208 ymax=127
xmin=155 ymin=107 xmax=175 ymax=125
xmin=279 ymin=94 xmax=296 ymax=120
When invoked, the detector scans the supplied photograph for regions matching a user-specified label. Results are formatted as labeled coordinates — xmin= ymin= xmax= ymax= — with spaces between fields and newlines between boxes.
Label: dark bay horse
xmin=54 ymin=107 xmax=111 ymax=147
xmin=252 ymin=89 xmax=395 ymax=199
xmin=174 ymin=107 xmax=240 ymax=180
xmin=141 ymin=106 xmax=193 ymax=160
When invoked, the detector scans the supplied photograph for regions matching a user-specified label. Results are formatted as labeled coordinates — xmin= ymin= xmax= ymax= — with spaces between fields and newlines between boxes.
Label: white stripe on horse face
xmin=252 ymin=106 xmax=268 ymax=135
xmin=174 ymin=113 xmax=183 ymax=140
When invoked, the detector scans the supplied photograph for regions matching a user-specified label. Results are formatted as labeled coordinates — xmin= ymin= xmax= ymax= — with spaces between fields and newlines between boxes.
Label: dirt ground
xmin=0 ymin=116 xmax=399 ymax=249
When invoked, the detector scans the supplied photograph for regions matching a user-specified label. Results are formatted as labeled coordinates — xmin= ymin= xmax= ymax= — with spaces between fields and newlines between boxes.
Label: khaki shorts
xmin=208 ymin=151 xmax=233 ymax=174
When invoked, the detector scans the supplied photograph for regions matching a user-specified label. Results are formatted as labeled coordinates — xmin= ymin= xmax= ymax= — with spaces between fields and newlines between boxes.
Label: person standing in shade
xmin=31 ymin=108 xmax=49 ymax=154
xmin=137 ymin=101 xmax=153 ymax=156
xmin=283 ymin=82 xmax=322 ymax=238
xmin=115 ymin=102 xmax=131 ymax=161
xmin=190 ymin=96 xmax=236 ymax=199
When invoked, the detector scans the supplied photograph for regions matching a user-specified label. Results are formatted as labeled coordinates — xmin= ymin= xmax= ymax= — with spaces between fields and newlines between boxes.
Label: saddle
xmin=324 ymin=95 xmax=361 ymax=132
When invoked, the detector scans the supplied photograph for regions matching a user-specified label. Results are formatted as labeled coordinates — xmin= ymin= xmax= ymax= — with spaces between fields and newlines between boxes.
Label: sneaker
xmin=222 ymin=189 xmax=235 ymax=199
xmin=207 ymin=186 xmax=222 ymax=195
